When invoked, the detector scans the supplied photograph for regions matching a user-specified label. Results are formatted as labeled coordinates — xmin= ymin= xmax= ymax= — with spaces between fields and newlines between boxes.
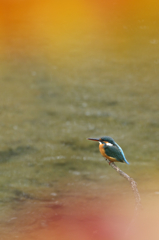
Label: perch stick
xmin=106 ymin=159 xmax=141 ymax=212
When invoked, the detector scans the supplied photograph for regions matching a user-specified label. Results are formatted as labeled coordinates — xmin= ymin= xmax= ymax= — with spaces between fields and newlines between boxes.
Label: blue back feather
xmin=115 ymin=142 xmax=129 ymax=164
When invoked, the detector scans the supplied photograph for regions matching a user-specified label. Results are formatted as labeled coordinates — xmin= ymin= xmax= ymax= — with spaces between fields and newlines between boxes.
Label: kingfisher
xmin=88 ymin=136 xmax=129 ymax=164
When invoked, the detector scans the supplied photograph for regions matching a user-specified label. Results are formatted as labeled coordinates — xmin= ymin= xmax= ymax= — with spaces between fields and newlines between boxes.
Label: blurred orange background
xmin=1 ymin=0 xmax=159 ymax=55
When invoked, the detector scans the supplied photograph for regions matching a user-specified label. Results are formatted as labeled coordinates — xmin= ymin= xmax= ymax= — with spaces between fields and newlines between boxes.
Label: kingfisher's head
xmin=88 ymin=136 xmax=115 ymax=145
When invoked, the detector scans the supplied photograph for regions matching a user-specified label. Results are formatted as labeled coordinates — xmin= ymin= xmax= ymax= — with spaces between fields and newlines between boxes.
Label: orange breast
xmin=99 ymin=144 xmax=117 ymax=162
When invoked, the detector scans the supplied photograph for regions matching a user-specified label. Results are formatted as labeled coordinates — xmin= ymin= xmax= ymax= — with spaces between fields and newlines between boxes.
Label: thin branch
xmin=105 ymin=159 xmax=141 ymax=235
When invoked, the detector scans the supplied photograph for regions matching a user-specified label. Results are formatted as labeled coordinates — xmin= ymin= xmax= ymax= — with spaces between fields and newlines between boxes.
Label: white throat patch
xmin=106 ymin=142 xmax=113 ymax=146
xmin=99 ymin=141 xmax=113 ymax=146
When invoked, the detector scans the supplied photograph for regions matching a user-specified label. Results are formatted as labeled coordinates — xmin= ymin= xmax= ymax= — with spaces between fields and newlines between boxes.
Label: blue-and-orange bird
xmin=88 ymin=136 xmax=129 ymax=164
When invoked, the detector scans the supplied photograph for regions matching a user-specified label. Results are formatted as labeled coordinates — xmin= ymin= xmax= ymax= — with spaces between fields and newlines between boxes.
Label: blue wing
xmin=114 ymin=142 xmax=129 ymax=164
xmin=104 ymin=144 xmax=129 ymax=164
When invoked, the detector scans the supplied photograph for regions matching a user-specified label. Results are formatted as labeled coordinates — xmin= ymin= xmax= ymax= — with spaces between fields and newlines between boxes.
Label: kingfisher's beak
xmin=88 ymin=138 xmax=100 ymax=141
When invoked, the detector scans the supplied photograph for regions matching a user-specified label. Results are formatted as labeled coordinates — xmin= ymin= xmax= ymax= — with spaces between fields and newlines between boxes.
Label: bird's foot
xmin=105 ymin=159 xmax=111 ymax=165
